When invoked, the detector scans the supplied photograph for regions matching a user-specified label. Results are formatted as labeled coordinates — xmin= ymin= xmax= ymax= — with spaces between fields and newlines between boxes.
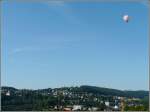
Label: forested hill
xmin=80 ymin=85 xmax=148 ymax=99
xmin=2 ymin=85 xmax=148 ymax=99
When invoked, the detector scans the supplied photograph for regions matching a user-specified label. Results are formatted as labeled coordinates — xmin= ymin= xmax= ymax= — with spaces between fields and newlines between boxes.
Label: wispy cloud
xmin=41 ymin=0 xmax=81 ymax=25
xmin=8 ymin=47 xmax=42 ymax=56
xmin=44 ymin=0 xmax=65 ymax=6
xmin=8 ymin=37 xmax=92 ymax=56
xmin=9 ymin=48 xmax=25 ymax=55
xmin=139 ymin=0 xmax=149 ymax=7
xmin=8 ymin=40 xmax=80 ymax=56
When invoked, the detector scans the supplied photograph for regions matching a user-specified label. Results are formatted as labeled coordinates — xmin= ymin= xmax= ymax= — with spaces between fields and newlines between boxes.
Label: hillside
xmin=2 ymin=85 xmax=148 ymax=98
xmin=1 ymin=85 xmax=149 ymax=111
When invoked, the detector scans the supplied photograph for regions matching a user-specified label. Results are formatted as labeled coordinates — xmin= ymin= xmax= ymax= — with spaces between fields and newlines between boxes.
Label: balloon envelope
xmin=123 ymin=15 xmax=129 ymax=22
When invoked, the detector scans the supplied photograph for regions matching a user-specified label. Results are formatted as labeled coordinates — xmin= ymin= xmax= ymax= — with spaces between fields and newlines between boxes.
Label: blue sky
xmin=1 ymin=1 xmax=149 ymax=90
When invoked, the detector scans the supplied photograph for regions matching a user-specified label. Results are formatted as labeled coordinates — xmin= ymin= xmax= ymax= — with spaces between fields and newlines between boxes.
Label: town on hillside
xmin=1 ymin=86 xmax=149 ymax=111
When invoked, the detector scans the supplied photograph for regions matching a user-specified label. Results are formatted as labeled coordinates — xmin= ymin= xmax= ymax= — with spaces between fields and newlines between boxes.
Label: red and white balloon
xmin=123 ymin=15 xmax=129 ymax=23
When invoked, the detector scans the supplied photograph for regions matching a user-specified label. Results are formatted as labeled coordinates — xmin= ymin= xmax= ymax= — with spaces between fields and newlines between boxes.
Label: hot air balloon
xmin=123 ymin=15 xmax=129 ymax=23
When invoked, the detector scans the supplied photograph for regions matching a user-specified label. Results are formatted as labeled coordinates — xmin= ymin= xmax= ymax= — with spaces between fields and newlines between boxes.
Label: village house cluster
xmin=2 ymin=87 xmax=144 ymax=111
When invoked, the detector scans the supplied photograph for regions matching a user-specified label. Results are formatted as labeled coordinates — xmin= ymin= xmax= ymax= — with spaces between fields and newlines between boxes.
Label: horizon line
xmin=1 ymin=85 xmax=149 ymax=91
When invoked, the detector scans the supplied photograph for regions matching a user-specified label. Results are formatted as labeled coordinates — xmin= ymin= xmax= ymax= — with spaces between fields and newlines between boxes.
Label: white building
xmin=88 ymin=107 xmax=92 ymax=111
xmin=100 ymin=101 xmax=104 ymax=103
xmin=92 ymin=107 xmax=98 ymax=111
xmin=72 ymin=105 xmax=82 ymax=111
xmin=105 ymin=101 xmax=109 ymax=106
xmin=94 ymin=98 xmax=98 ymax=101
xmin=118 ymin=96 xmax=121 ymax=100
xmin=6 ymin=91 xmax=10 ymax=96
xmin=114 ymin=105 xmax=119 ymax=110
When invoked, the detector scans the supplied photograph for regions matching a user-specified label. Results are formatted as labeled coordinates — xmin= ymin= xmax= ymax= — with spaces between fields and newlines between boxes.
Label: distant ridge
xmin=2 ymin=85 xmax=149 ymax=99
